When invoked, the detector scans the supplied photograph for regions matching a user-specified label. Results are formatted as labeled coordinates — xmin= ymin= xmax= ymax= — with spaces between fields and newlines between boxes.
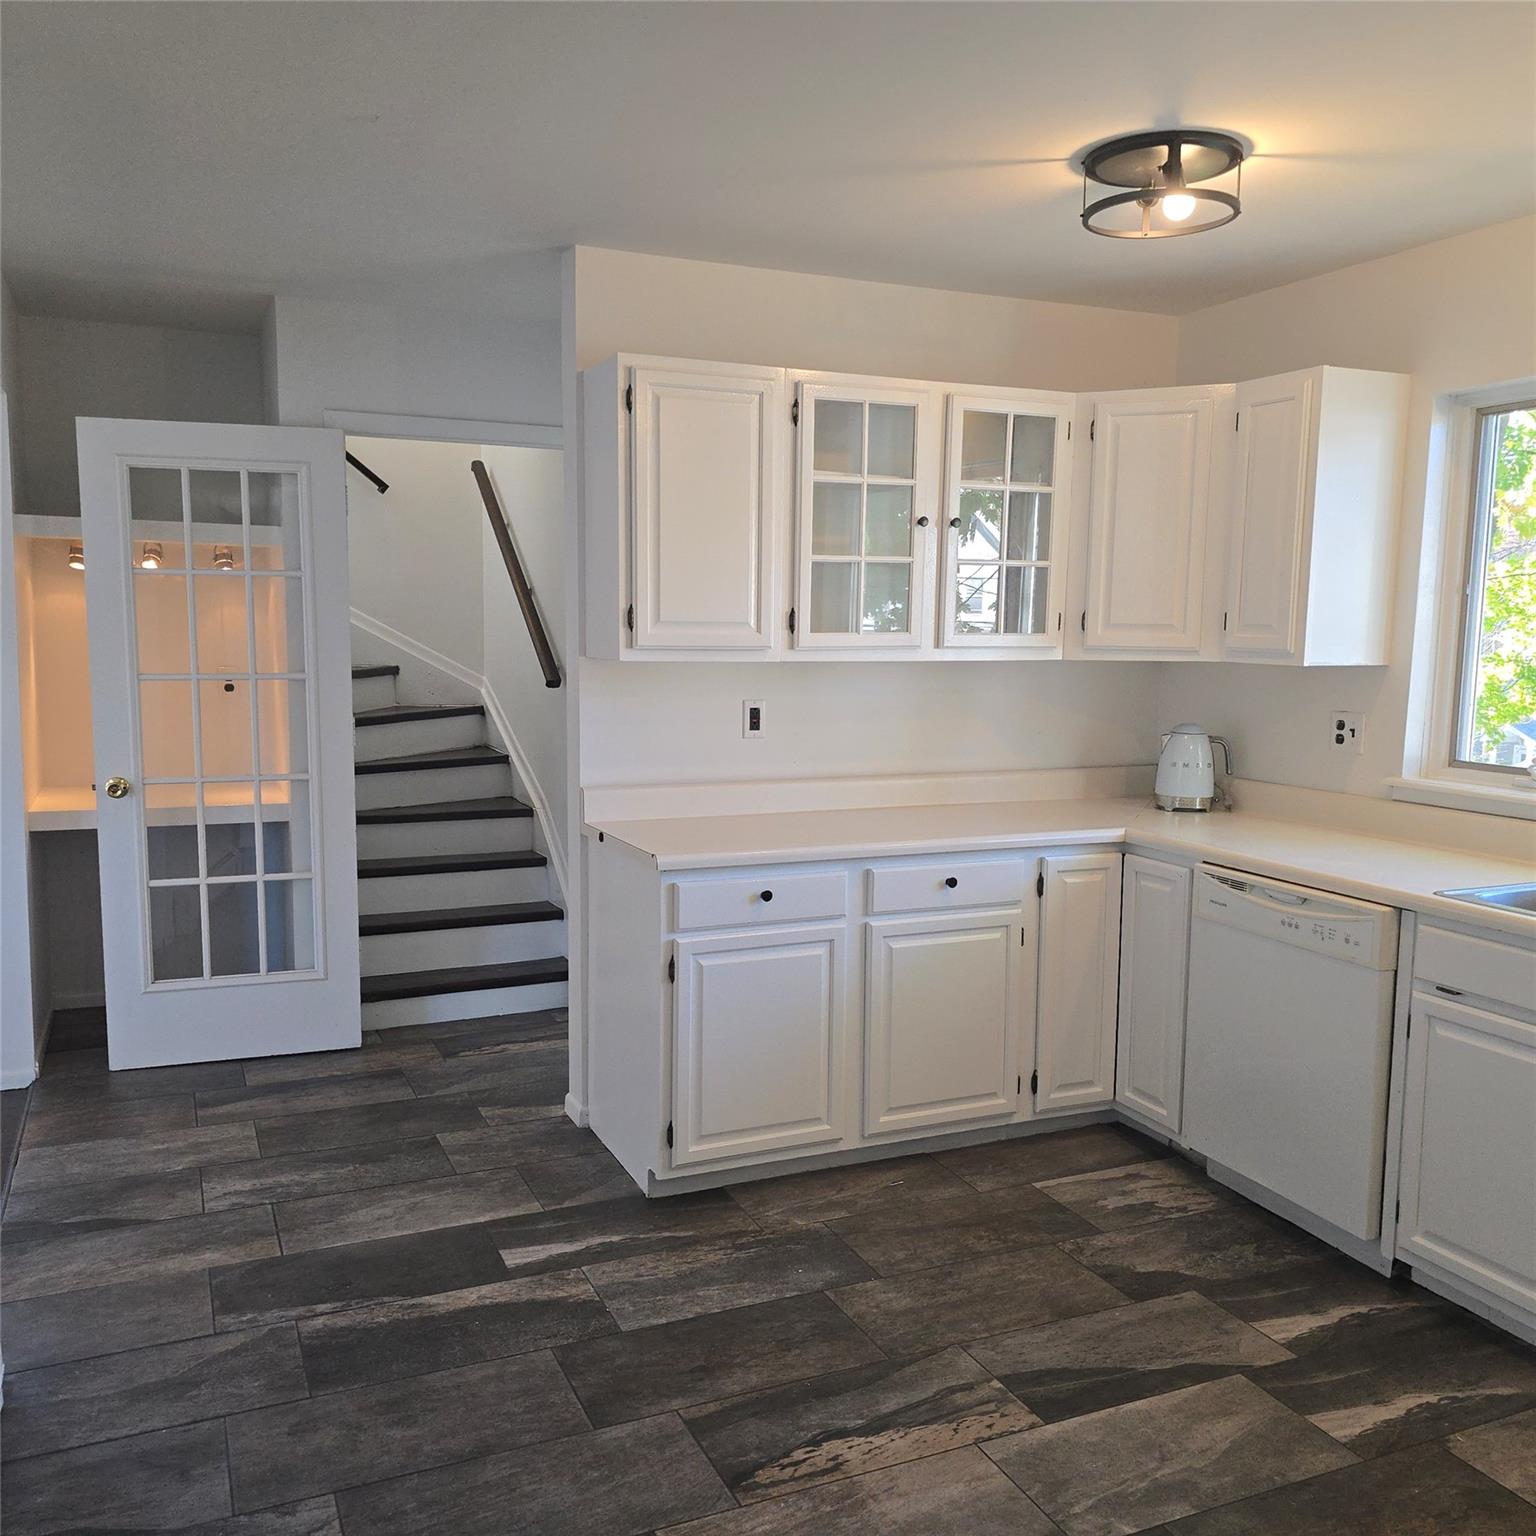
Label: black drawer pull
xmin=1434 ymin=984 xmax=1463 ymax=997
xmin=759 ymin=889 xmax=774 ymax=903
xmin=944 ymin=876 xmax=959 ymax=889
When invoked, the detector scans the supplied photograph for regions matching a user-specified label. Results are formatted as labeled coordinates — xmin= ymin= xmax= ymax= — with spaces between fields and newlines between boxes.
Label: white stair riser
xmin=360 ymin=918 xmax=566 ymax=976
xmin=355 ymin=817 xmax=532 ymax=860
xmin=354 ymin=762 xmax=512 ymax=810
xmin=351 ymin=674 xmax=398 ymax=713
xmin=364 ymin=979 xmax=568 ymax=1030
xmin=354 ymin=713 xmax=486 ymax=764
xmin=358 ymin=864 xmax=549 ymax=914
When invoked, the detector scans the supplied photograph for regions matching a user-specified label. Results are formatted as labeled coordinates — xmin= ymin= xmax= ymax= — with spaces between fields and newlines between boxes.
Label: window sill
xmin=1387 ymin=776 xmax=1536 ymax=821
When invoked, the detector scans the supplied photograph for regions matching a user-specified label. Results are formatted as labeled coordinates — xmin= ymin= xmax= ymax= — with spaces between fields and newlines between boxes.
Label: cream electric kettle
xmin=1155 ymin=723 xmax=1233 ymax=811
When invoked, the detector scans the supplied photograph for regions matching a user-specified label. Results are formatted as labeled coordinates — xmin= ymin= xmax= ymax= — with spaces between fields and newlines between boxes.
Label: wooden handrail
xmin=471 ymin=459 xmax=562 ymax=690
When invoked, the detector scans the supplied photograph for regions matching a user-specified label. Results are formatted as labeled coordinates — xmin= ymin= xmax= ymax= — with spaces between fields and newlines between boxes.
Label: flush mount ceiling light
xmin=138 ymin=541 xmax=164 ymax=570
xmin=66 ymin=541 xmax=85 ymax=571
xmin=1081 ymin=129 xmax=1244 ymax=239
xmin=212 ymin=545 xmax=237 ymax=571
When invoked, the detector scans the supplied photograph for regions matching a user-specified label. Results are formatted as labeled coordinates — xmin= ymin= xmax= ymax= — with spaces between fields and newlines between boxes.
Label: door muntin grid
xmin=806 ymin=396 xmax=920 ymax=638
xmin=949 ymin=406 xmax=1057 ymax=640
xmin=126 ymin=460 xmax=322 ymax=986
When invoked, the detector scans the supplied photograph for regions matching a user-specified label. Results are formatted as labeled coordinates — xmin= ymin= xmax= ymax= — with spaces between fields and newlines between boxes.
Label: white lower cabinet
xmin=1397 ymin=990 xmax=1536 ymax=1315
xmin=1036 ymin=852 xmax=1122 ymax=1112
xmin=671 ymin=923 xmax=847 ymax=1166
xmin=864 ymin=907 xmax=1026 ymax=1135
xmin=1114 ymin=855 xmax=1191 ymax=1132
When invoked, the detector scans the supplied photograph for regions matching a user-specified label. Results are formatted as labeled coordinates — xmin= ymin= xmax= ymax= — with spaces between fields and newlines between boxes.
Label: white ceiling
xmin=3 ymin=1 xmax=1532 ymax=330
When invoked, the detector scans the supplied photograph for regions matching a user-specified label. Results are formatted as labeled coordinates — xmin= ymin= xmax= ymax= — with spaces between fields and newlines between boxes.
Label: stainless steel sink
xmin=1437 ymin=883 xmax=1536 ymax=915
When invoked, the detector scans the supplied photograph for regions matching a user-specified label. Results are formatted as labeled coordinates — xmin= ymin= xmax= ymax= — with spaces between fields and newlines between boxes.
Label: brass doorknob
xmin=104 ymin=777 xmax=132 ymax=800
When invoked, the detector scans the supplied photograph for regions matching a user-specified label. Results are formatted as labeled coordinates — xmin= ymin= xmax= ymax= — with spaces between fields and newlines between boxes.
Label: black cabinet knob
xmin=944 ymin=876 xmax=958 ymax=889
xmin=949 ymin=517 xmax=961 ymax=529
xmin=915 ymin=515 xmax=930 ymax=527
xmin=759 ymin=889 xmax=774 ymax=902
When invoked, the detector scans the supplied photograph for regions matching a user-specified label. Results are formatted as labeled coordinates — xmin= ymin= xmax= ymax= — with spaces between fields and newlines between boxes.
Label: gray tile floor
xmin=3 ymin=1011 xmax=1535 ymax=1535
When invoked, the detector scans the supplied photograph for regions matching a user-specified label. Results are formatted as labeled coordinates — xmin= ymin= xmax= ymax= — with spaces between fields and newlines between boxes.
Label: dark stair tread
xmin=354 ymin=703 xmax=486 ymax=728
xmin=361 ymin=958 xmax=569 ymax=1003
xmin=356 ymin=745 xmax=509 ymax=776
xmin=351 ymin=665 xmax=400 ymax=680
xmin=358 ymin=849 xmax=547 ymax=878
xmin=356 ymin=796 xmax=533 ymax=825
xmin=360 ymin=901 xmax=563 ymax=937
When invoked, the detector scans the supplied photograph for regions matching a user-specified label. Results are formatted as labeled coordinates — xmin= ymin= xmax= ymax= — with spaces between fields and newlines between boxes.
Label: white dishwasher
xmin=1184 ymin=865 xmax=1399 ymax=1241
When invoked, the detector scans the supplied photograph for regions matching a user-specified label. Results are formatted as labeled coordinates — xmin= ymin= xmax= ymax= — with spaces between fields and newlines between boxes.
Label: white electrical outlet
xmin=743 ymin=699 xmax=765 ymax=739
xmin=1330 ymin=710 xmax=1365 ymax=754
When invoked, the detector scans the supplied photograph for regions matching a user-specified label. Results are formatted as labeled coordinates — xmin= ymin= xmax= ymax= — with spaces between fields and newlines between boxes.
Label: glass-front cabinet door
xmin=793 ymin=379 xmax=936 ymax=649
xmin=941 ymin=394 xmax=1073 ymax=651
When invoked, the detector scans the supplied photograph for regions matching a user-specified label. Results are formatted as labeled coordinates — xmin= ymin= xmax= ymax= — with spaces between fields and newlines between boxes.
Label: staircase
xmin=351 ymin=664 xmax=568 ymax=1029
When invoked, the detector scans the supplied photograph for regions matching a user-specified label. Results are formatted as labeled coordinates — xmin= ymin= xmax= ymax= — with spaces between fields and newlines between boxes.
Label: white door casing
xmin=78 ymin=417 xmax=360 ymax=1069
xmin=1114 ymin=854 xmax=1191 ymax=1131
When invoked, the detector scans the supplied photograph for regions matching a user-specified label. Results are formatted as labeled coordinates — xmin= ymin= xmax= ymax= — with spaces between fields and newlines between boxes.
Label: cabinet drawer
xmin=1415 ymin=924 xmax=1536 ymax=1015
xmin=867 ymin=859 xmax=1032 ymax=915
xmin=672 ymin=871 xmax=848 ymax=931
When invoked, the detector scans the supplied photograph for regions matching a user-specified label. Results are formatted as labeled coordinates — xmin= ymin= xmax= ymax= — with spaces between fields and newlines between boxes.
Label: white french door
xmin=78 ymin=418 xmax=360 ymax=1069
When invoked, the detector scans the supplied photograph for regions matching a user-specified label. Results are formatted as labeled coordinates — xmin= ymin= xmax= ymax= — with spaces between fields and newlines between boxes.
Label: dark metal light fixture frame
xmin=1081 ymin=129 xmax=1244 ymax=239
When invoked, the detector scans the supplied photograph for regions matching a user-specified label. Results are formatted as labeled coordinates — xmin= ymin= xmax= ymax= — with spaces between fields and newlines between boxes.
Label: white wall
xmin=270 ymin=296 xmax=561 ymax=430
xmin=1162 ymin=216 xmax=1536 ymax=796
xmin=13 ymin=314 xmax=265 ymax=518
xmin=480 ymin=445 xmax=568 ymax=875
xmin=570 ymin=246 xmax=1181 ymax=792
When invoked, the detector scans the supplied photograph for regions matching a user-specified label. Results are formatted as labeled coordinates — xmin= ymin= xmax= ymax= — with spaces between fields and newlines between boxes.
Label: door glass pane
xmin=150 ymin=885 xmax=204 ymax=981
xmin=958 ymin=490 xmax=1003 ymax=560
xmin=1004 ymin=566 xmax=1049 ymax=635
xmin=146 ymin=818 xmax=199 ymax=880
xmin=861 ymin=563 xmax=911 ymax=634
xmin=260 ymin=780 xmax=312 ymax=874
xmin=252 ymin=577 xmax=304 ymax=674
xmin=265 ymin=880 xmax=316 ymax=973
xmin=129 ymin=467 xmax=185 ymax=551
xmin=956 ymin=564 xmax=1000 ymax=634
xmin=867 ymin=403 xmax=915 ymax=478
xmin=864 ymin=486 xmax=912 ymax=557
xmin=189 ymin=470 xmax=244 ymax=569
xmin=194 ymin=575 xmax=249 ymax=676
xmin=248 ymin=472 xmax=303 ymax=572
xmin=205 ymin=788 xmax=258 ymax=877
xmin=139 ymin=682 xmax=196 ymax=778
xmin=208 ymin=881 xmax=260 ymax=977
xmin=200 ymin=679 xmax=253 ymax=778
xmin=135 ymin=574 xmax=190 ymax=674
xmin=257 ymin=680 xmax=308 ymax=775
xmin=811 ymin=483 xmax=861 ymax=557
xmin=813 ymin=400 xmax=862 ymax=474
xmin=1010 ymin=415 xmax=1056 ymax=485
xmin=1006 ymin=492 xmax=1052 ymax=562
xmin=960 ymin=411 xmax=1007 ymax=482
xmin=809 ymin=561 xmax=857 ymax=633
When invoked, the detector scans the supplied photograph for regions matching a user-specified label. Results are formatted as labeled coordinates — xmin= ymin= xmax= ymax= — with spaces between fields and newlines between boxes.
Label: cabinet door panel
xmin=1398 ymin=993 xmax=1536 ymax=1312
xmin=1225 ymin=373 xmax=1314 ymax=658
xmin=1036 ymin=853 xmax=1121 ymax=1112
xmin=1115 ymin=855 xmax=1190 ymax=1131
xmin=1085 ymin=396 xmax=1212 ymax=653
xmin=865 ymin=909 xmax=1022 ymax=1134
xmin=632 ymin=366 xmax=780 ymax=649
xmin=672 ymin=924 xmax=845 ymax=1166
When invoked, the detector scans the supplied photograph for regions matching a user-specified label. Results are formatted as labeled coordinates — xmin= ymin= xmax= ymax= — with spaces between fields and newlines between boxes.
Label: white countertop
xmin=588 ymin=796 xmax=1536 ymax=939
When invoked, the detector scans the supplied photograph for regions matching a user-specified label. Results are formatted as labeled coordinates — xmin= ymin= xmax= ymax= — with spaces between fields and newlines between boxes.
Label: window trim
xmin=1448 ymin=397 xmax=1536 ymax=777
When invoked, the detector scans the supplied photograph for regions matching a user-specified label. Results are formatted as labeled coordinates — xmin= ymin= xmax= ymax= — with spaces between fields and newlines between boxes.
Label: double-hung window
xmin=1451 ymin=400 xmax=1536 ymax=776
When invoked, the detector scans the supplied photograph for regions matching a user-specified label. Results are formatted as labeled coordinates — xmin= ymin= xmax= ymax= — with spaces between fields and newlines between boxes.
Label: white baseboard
xmin=1 ymin=1064 xmax=37 ymax=1090
xmin=350 ymin=609 xmax=483 ymax=695
xmin=564 ymin=1092 xmax=589 ymax=1128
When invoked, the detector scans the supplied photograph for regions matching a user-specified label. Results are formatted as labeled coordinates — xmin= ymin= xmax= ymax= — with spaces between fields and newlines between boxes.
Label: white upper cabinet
xmin=582 ymin=355 xmax=786 ymax=660
xmin=1080 ymin=389 xmax=1219 ymax=657
xmin=792 ymin=377 xmax=939 ymax=650
xmin=1223 ymin=366 xmax=1409 ymax=666
xmin=941 ymin=394 xmax=1074 ymax=653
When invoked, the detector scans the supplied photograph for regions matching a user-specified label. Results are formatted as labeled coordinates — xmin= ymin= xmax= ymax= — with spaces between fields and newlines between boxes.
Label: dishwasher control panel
xmin=1194 ymin=867 xmax=1399 ymax=969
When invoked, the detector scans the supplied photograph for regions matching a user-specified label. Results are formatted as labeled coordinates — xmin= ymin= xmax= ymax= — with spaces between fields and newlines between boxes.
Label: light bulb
xmin=139 ymin=542 xmax=163 ymax=570
xmin=1162 ymin=191 xmax=1197 ymax=223
xmin=66 ymin=542 xmax=85 ymax=572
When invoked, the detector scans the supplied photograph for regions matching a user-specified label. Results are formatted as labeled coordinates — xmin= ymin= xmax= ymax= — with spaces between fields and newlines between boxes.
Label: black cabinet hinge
xmin=1036 ymin=872 xmax=1045 ymax=898
xmin=625 ymin=383 xmax=633 ymax=414
xmin=626 ymin=604 xmax=635 ymax=633
xmin=787 ymin=606 xmax=797 ymax=635
xmin=1030 ymin=1070 xmax=1039 ymax=1096
xmin=667 ymin=954 xmax=675 ymax=983
xmin=666 ymin=1121 xmax=674 ymax=1149
xmin=791 ymin=398 xmax=800 ymax=427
